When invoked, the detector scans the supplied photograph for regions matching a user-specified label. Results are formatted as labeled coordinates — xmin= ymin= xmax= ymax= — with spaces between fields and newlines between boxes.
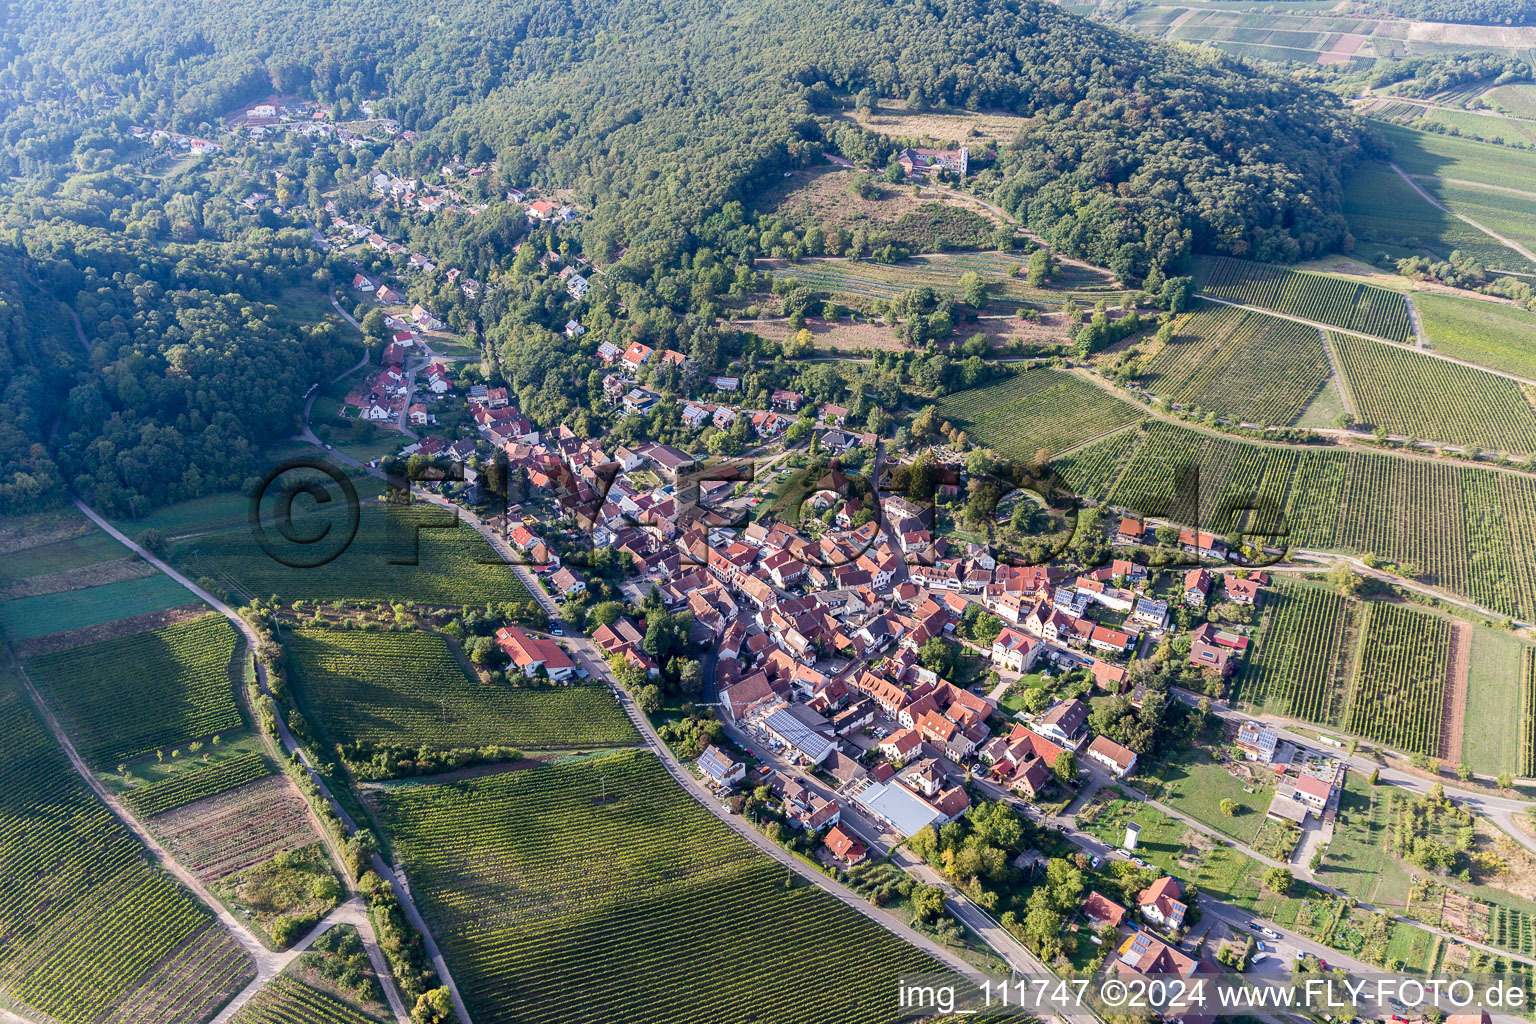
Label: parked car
xmin=549 ymin=625 xmax=564 ymax=636
xmin=1250 ymin=953 xmax=1268 ymax=966
xmin=1089 ymin=856 xmax=1103 ymax=869
xmin=1262 ymin=928 xmax=1280 ymax=939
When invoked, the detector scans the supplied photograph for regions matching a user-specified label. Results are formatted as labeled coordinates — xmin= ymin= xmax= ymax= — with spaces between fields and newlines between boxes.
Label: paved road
xmin=398 ymin=486 xmax=991 ymax=978
xmin=71 ymin=498 xmax=450 ymax=1024
xmin=327 ymin=283 xmax=371 ymax=383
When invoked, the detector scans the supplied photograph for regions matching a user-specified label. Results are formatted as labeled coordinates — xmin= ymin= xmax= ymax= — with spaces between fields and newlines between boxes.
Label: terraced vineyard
xmin=1345 ymin=604 xmax=1452 ymax=757
xmin=1140 ymin=302 xmax=1330 ymax=426
xmin=1197 ymin=256 xmax=1413 ymax=343
xmin=125 ymin=752 xmax=272 ymax=817
xmin=26 ymin=613 xmax=242 ymax=768
xmin=0 ymin=679 xmax=254 ymax=1024
xmin=1237 ymin=585 xmax=1356 ymax=724
xmin=935 ymin=367 xmax=1144 ymax=460
xmin=228 ymin=975 xmax=378 ymax=1024
xmin=287 ymin=626 xmax=639 ymax=753
xmin=182 ymin=501 xmax=537 ymax=608
xmin=1523 ymin=649 xmax=1536 ymax=777
xmin=767 ymin=252 xmax=1116 ymax=310
xmin=377 ymin=750 xmax=942 ymax=1024
xmin=1331 ymin=333 xmax=1536 ymax=453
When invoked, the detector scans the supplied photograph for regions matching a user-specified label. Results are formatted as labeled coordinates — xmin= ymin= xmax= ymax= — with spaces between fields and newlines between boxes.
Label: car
xmin=1250 ymin=953 xmax=1268 ymax=966
xmin=549 ymin=625 xmax=564 ymax=636
xmin=1248 ymin=923 xmax=1263 ymax=933
xmin=1256 ymin=942 xmax=1270 ymax=951
xmin=324 ymin=443 xmax=334 ymax=450
xmin=1262 ymin=928 xmax=1280 ymax=939
xmin=1318 ymin=960 xmax=1330 ymax=970
xmin=1089 ymin=856 xmax=1103 ymax=869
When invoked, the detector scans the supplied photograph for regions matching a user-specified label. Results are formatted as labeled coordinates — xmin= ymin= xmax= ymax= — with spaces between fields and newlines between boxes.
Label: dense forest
xmin=0 ymin=0 xmax=1379 ymax=514
xmin=4 ymin=0 xmax=1369 ymax=280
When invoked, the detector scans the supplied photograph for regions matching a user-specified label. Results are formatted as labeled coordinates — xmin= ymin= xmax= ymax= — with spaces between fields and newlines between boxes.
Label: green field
xmin=228 ymin=974 xmax=379 ymax=1024
xmin=1378 ymin=122 xmax=1536 ymax=197
xmin=1486 ymin=83 xmax=1536 ymax=120
xmin=377 ymin=750 xmax=942 ymax=1024
xmin=768 ymin=252 xmax=1118 ymax=310
xmin=1344 ymin=603 xmax=1451 ymax=758
xmin=1196 ymin=256 xmax=1413 ymax=343
xmin=1140 ymin=301 xmax=1330 ymax=426
xmin=1236 ymin=582 xmax=1358 ymax=725
xmin=1461 ymin=628 xmax=1530 ymax=776
xmin=1343 ymin=161 xmax=1534 ymax=274
xmin=0 ymin=530 xmax=132 ymax=585
xmin=0 ymin=676 xmax=254 ymax=1023
xmin=935 ymin=367 xmax=1145 ymax=459
xmin=179 ymin=498 xmax=538 ymax=607
xmin=26 ymin=614 xmax=243 ymax=768
xmin=1331 ymin=332 xmax=1536 ymax=452
xmin=123 ymin=751 xmax=273 ymax=817
xmin=1315 ymin=771 xmax=1415 ymax=907
xmin=1138 ymin=747 xmax=1270 ymax=844
xmin=1416 ymin=292 xmax=1536 ymax=380
xmin=287 ymin=626 xmax=639 ymax=755
xmin=0 ymin=573 xmax=202 ymax=640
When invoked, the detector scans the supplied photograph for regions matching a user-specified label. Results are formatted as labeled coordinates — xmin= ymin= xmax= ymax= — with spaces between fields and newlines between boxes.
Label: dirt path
xmin=1415 ymin=175 xmax=1536 ymax=203
xmin=1442 ymin=620 xmax=1472 ymax=765
xmin=70 ymin=498 xmax=433 ymax=1024
xmin=1316 ymin=328 xmax=1358 ymax=414
xmin=1390 ymin=162 xmax=1536 ymax=269
xmin=1066 ymin=363 xmax=1536 ymax=480
xmin=1200 ymin=293 xmax=1536 ymax=390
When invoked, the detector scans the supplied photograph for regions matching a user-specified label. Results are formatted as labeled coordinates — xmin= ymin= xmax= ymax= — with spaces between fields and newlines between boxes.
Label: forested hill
xmin=5 ymin=0 xmax=1371 ymax=279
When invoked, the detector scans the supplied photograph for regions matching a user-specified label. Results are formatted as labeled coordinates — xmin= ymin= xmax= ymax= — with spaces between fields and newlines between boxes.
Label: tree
xmin=1327 ymin=560 xmax=1362 ymax=597
xmin=1262 ymin=867 xmax=1292 ymax=895
xmin=1154 ymin=526 xmax=1181 ymax=547
xmin=1456 ymin=762 xmax=1474 ymax=782
xmin=588 ymin=601 xmax=624 ymax=629
xmin=960 ymin=271 xmax=987 ymax=308
xmin=912 ymin=883 xmax=946 ymax=923
xmin=1219 ymin=798 xmax=1239 ymax=817
xmin=636 ymin=684 xmax=663 ymax=714
xmin=411 ymin=987 xmax=456 ymax=1024
xmin=1053 ymin=750 xmax=1078 ymax=786
xmin=1027 ymin=248 xmax=1057 ymax=287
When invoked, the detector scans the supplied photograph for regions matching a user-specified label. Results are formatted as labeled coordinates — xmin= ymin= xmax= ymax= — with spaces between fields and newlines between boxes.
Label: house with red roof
xmin=1083 ymin=891 xmax=1127 ymax=929
xmin=494 ymin=625 xmax=578 ymax=681
xmin=1138 ymin=876 xmax=1188 ymax=931
xmin=823 ymin=824 xmax=867 ymax=865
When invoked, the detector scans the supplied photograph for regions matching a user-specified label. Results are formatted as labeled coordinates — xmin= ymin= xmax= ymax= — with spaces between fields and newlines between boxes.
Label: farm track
xmin=1317 ymin=329 xmax=1358 ymax=415
xmin=1443 ymin=621 xmax=1471 ymax=765
xmin=68 ymin=499 xmax=421 ymax=1024
xmin=1200 ymin=294 xmax=1536 ymax=388
xmin=1389 ymin=163 xmax=1536 ymax=270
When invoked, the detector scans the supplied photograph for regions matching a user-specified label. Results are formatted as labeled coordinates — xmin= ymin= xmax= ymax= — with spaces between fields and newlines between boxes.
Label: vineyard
xmin=1035 ymin=413 xmax=1536 ymax=620
xmin=147 ymin=775 xmax=322 ymax=883
xmin=1140 ymin=303 xmax=1330 ymax=426
xmin=182 ymin=501 xmax=537 ymax=607
xmin=935 ymin=367 xmax=1144 ymax=460
xmin=0 ymin=681 xmax=254 ymax=1024
xmin=1237 ymin=585 xmax=1357 ymax=724
xmin=228 ymin=975 xmax=379 ymax=1024
xmin=125 ymin=752 xmax=272 ymax=817
xmin=1344 ymin=604 xmax=1452 ymax=757
xmin=26 ymin=614 xmax=242 ymax=768
xmin=1053 ymin=428 xmax=1140 ymax=502
xmin=1196 ymin=256 xmax=1413 ymax=343
xmin=1330 ymin=332 xmax=1536 ymax=453
xmin=1523 ymin=648 xmax=1536 ymax=777
xmin=377 ymin=750 xmax=942 ymax=1024
xmin=287 ymin=627 xmax=639 ymax=752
